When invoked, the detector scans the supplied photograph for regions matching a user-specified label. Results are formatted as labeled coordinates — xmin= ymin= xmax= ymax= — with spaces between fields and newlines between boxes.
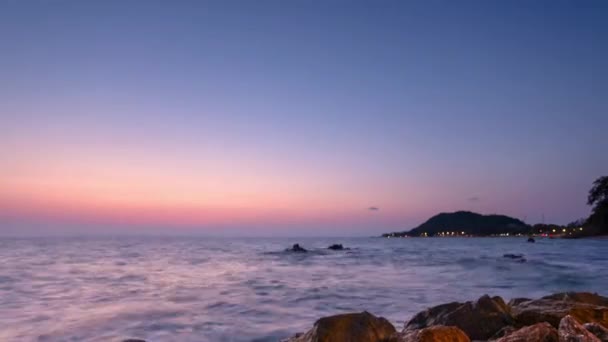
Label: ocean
xmin=0 ymin=236 xmax=606 ymax=341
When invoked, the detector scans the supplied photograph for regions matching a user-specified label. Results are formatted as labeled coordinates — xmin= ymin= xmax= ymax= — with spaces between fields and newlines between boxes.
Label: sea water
xmin=0 ymin=236 xmax=606 ymax=341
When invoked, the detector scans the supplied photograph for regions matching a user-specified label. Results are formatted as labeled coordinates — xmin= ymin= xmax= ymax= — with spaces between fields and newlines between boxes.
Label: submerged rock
xmin=283 ymin=311 xmax=396 ymax=342
xmin=583 ymin=323 xmax=608 ymax=341
xmin=511 ymin=292 xmax=608 ymax=328
xmin=392 ymin=325 xmax=470 ymax=342
xmin=495 ymin=322 xmax=558 ymax=342
xmin=559 ymin=315 xmax=601 ymax=341
xmin=286 ymin=244 xmax=308 ymax=253
xmin=503 ymin=254 xmax=527 ymax=262
xmin=405 ymin=295 xmax=513 ymax=340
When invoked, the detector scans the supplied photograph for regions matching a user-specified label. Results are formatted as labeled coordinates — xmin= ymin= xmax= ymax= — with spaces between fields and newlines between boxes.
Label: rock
xmin=392 ymin=325 xmax=470 ymax=342
xmin=122 ymin=340 xmax=146 ymax=342
xmin=583 ymin=323 xmax=608 ymax=341
xmin=495 ymin=322 xmax=558 ymax=342
xmin=405 ymin=295 xmax=514 ymax=340
xmin=490 ymin=326 xmax=518 ymax=340
xmin=508 ymin=298 xmax=532 ymax=307
xmin=285 ymin=311 xmax=396 ymax=342
xmin=511 ymin=292 xmax=608 ymax=328
xmin=328 ymin=244 xmax=344 ymax=250
xmin=559 ymin=315 xmax=601 ymax=341
xmin=503 ymin=254 xmax=525 ymax=259
xmin=287 ymin=244 xmax=308 ymax=252
xmin=544 ymin=293 xmax=608 ymax=307
xmin=528 ymin=237 xmax=536 ymax=243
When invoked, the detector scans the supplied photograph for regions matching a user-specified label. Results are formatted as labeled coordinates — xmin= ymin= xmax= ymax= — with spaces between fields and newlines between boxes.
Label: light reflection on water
xmin=0 ymin=236 xmax=606 ymax=341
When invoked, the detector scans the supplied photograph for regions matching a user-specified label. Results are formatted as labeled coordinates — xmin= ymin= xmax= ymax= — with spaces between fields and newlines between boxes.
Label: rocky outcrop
xmin=328 ymin=244 xmax=345 ymax=250
xmin=283 ymin=311 xmax=396 ymax=342
xmin=511 ymin=292 xmax=608 ymax=328
xmin=392 ymin=326 xmax=470 ymax=342
xmin=286 ymin=244 xmax=308 ymax=252
xmin=282 ymin=292 xmax=608 ymax=342
xmin=583 ymin=323 xmax=608 ymax=341
xmin=558 ymin=315 xmax=601 ymax=341
xmin=405 ymin=295 xmax=513 ymax=340
xmin=495 ymin=322 xmax=558 ymax=342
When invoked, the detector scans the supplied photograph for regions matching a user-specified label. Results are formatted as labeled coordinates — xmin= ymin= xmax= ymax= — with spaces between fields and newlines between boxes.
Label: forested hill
xmin=383 ymin=211 xmax=530 ymax=237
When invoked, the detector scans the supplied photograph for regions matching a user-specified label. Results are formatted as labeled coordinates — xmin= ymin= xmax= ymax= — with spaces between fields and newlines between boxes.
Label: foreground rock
xmin=558 ymin=315 xmax=601 ymax=341
xmin=495 ymin=322 xmax=558 ymax=342
xmin=405 ymin=295 xmax=514 ymax=340
xmin=392 ymin=326 xmax=470 ymax=342
xmin=328 ymin=244 xmax=345 ymax=250
xmin=511 ymin=292 xmax=608 ymax=328
xmin=283 ymin=311 xmax=396 ymax=342
xmin=583 ymin=323 xmax=608 ymax=341
xmin=281 ymin=292 xmax=608 ymax=342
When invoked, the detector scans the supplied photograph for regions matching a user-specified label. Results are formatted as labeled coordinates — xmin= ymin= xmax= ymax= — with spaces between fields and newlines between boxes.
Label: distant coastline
xmin=381 ymin=210 xmax=605 ymax=239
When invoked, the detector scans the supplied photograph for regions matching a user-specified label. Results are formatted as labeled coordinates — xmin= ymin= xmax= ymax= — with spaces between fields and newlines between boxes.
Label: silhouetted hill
xmin=383 ymin=211 xmax=531 ymax=237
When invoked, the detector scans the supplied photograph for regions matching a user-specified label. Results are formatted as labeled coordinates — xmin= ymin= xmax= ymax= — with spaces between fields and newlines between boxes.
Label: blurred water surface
xmin=0 ymin=236 xmax=606 ymax=341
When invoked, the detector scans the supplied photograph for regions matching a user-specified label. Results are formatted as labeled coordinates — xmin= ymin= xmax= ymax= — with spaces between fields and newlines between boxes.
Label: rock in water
xmin=511 ymin=292 xmax=608 ymax=328
xmin=583 ymin=323 xmax=608 ymax=341
xmin=287 ymin=244 xmax=308 ymax=252
xmin=404 ymin=295 xmax=513 ymax=340
xmin=528 ymin=237 xmax=536 ymax=243
xmin=495 ymin=322 xmax=558 ymax=342
xmin=392 ymin=325 xmax=470 ymax=342
xmin=503 ymin=254 xmax=525 ymax=259
xmin=559 ymin=315 xmax=601 ymax=342
xmin=327 ymin=244 xmax=344 ymax=250
xmin=283 ymin=311 xmax=396 ymax=342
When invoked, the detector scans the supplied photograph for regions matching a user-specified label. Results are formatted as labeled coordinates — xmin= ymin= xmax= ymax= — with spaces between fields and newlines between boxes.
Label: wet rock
xmin=583 ymin=323 xmax=608 ymax=341
xmin=122 ymin=340 xmax=146 ymax=342
xmin=392 ymin=325 xmax=470 ymax=342
xmin=509 ymin=298 xmax=532 ymax=307
xmin=286 ymin=244 xmax=308 ymax=252
xmin=328 ymin=244 xmax=344 ymax=250
xmin=528 ymin=237 xmax=536 ymax=243
xmin=511 ymin=292 xmax=608 ymax=328
xmin=495 ymin=322 xmax=558 ymax=342
xmin=405 ymin=295 xmax=514 ymax=340
xmin=559 ymin=315 xmax=601 ymax=341
xmin=544 ymin=293 xmax=608 ymax=307
xmin=284 ymin=311 xmax=396 ymax=342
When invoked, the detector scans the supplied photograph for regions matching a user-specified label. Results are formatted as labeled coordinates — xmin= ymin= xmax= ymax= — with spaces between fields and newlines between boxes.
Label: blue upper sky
xmin=1 ymin=1 xmax=607 ymax=236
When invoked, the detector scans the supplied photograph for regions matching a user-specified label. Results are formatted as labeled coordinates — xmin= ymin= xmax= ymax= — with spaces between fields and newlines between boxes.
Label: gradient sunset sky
xmin=1 ymin=1 xmax=607 ymax=236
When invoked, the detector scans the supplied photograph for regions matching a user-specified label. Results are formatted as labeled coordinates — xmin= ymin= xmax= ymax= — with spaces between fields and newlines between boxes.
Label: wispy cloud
xmin=368 ymin=206 xmax=379 ymax=211
xmin=467 ymin=196 xmax=481 ymax=202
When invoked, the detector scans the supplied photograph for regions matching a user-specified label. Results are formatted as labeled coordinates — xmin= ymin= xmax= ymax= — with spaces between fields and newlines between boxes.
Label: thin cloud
xmin=368 ymin=206 xmax=379 ymax=211
xmin=467 ymin=196 xmax=481 ymax=202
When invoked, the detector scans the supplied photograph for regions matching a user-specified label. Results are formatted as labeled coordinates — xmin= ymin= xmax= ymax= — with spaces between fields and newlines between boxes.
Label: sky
xmin=1 ymin=1 xmax=607 ymax=236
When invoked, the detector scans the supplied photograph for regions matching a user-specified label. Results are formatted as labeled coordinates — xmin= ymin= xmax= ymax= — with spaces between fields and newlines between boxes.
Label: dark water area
xmin=0 ymin=236 xmax=606 ymax=341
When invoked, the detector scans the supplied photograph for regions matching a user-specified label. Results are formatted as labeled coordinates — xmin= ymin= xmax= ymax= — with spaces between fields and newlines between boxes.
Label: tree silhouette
xmin=587 ymin=176 xmax=608 ymax=213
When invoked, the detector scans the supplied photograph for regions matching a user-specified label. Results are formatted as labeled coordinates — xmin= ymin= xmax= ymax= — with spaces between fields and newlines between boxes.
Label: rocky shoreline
xmin=281 ymin=292 xmax=608 ymax=342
